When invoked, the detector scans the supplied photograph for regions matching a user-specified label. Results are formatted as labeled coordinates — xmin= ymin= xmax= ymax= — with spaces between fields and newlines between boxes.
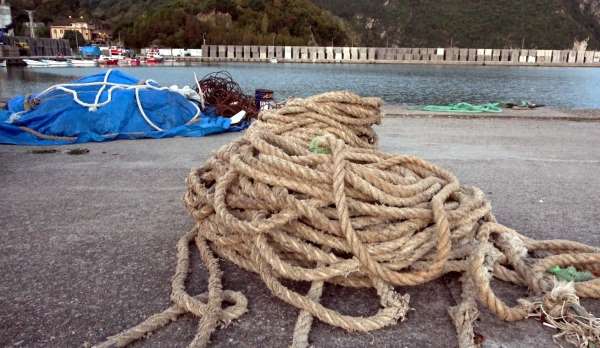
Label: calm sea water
xmin=1 ymin=63 xmax=599 ymax=109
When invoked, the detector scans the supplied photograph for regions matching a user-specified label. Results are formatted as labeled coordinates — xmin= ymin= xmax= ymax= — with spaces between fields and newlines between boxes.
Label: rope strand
xmin=96 ymin=91 xmax=600 ymax=348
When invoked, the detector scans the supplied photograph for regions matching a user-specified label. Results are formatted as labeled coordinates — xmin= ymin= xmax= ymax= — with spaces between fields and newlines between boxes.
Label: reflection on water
xmin=0 ymin=68 xmax=77 ymax=97
xmin=1 ymin=63 xmax=599 ymax=109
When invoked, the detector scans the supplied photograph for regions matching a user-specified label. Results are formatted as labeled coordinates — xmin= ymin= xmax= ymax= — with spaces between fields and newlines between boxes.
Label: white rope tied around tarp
xmin=30 ymin=69 xmax=202 ymax=132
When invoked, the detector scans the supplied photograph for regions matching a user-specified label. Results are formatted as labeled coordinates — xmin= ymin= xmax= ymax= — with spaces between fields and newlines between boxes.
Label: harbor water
xmin=1 ymin=63 xmax=599 ymax=109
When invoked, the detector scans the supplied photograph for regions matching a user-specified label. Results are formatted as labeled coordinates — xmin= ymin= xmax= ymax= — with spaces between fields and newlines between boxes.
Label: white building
xmin=0 ymin=0 xmax=13 ymax=35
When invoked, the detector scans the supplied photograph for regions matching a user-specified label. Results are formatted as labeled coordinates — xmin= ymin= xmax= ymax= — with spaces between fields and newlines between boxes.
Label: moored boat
xmin=70 ymin=59 xmax=98 ymax=67
xmin=23 ymin=59 xmax=48 ymax=67
xmin=0 ymin=60 xmax=6 ymax=67
xmin=98 ymin=55 xmax=119 ymax=65
xmin=42 ymin=59 xmax=70 ymax=67
xmin=145 ymin=48 xmax=164 ymax=64
xmin=118 ymin=57 xmax=141 ymax=66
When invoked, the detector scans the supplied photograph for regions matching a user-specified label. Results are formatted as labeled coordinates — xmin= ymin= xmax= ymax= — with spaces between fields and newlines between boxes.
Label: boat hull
xmin=23 ymin=59 xmax=49 ymax=67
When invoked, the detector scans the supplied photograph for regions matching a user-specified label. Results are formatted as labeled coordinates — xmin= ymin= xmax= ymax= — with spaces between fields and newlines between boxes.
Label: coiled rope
xmin=95 ymin=91 xmax=600 ymax=348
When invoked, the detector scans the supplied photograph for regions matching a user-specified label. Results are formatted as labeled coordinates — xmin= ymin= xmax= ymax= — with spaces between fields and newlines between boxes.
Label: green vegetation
xmin=315 ymin=0 xmax=600 ymax=49
xmin=117 ymin=0 xmax=351 ymax=48
xmin=62 ymin=30 xmax=86 ymax=49
xmin=7 ymin=0 xmax=600 ymax=49
xmin=9 ymin=0 xmax=351 ymax=48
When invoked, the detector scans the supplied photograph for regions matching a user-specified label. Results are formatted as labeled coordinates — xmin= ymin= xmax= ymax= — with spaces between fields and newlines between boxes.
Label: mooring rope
xmin=95 ymin=91 xmax=600 ymax=348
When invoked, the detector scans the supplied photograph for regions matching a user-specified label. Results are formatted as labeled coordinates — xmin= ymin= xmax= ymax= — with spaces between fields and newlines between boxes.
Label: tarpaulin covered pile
xmin=0 ymin=70 xmax=249 ymax=145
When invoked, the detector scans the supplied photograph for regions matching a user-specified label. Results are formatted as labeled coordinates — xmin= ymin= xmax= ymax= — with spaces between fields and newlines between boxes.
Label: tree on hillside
xmin=36 ymin=26 xmax=50 ymax=38
xmin=63 ymin=30 xmax=86 ymax=49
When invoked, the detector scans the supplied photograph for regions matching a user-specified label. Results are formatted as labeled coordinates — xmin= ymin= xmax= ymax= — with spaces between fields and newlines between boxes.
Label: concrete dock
xmin=200 ymin=44 xmax=600 ymax=67
xmin=1 ymin=114 xmax=600 ymax=347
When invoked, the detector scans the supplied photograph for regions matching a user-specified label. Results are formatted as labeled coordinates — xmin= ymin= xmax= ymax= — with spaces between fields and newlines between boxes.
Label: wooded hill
xmin=314 ymin=0 xmax=600 ymax=49
xmin=8 ymin=0 xmax=600 ymax=49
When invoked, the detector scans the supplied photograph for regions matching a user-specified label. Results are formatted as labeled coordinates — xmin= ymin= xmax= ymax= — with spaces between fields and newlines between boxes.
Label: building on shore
xmin=0 ymin=0 xmax=13 ymax=35
xmin=50 ymin=22 xmax=110 ymax=44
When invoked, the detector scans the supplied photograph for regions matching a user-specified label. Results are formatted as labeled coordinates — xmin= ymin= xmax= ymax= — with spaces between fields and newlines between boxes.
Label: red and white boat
xmin=98 ymin=55 xmax=119 ymax=65
xmin=118 ymin=57 xmax=141 ymax=66
xmin=145 ymin=48 xmax=164 ymax=64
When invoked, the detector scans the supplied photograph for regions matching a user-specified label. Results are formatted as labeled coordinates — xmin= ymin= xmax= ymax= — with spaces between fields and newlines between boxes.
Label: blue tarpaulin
xmin=79 ymin=45 xmax=101 ymax=58
xmin=0 ymin=70 xmax=249 ymax=145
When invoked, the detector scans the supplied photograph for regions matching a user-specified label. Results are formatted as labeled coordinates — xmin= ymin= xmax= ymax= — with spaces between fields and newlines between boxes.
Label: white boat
xmin=0 ymin=60 xmax=6 ymax=67
xmin=23 ymin=59 xmax=49 ymax=67
xmin=70 ymin=59 xmax=98 ymax=67
xmin=42 ymin=59 xmax=70 ymax=67
xmin=269 ymin=58 xmax=278 ymax=64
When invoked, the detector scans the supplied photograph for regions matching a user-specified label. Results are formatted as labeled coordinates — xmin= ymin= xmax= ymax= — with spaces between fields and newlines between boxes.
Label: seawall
xmin=200 ymin=45 xmax=600 ymax=67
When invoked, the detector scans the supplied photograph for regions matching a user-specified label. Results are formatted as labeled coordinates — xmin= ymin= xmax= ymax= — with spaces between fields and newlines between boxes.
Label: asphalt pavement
xmin=1 ymin=116 xmax=599 ymax=347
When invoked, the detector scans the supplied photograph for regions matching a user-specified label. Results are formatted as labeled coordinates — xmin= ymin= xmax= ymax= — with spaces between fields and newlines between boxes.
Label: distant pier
xmin=0 ymin=36 xmax=72 ymax=62
xmin=200 ymin=45 xmax=600 ymax=67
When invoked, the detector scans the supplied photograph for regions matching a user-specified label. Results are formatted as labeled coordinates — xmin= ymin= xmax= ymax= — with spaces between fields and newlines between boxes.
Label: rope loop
xmin=96 ymin=91 xmax=600 ymax=348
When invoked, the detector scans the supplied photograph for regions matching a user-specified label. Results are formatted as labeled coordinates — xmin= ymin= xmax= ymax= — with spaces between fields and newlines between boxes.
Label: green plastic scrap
xmin=547 ymin=265 xmax=594 ymax=282
xmin=422 ymin=102 xmax=503 ymax=113
xmin=309 ymin=137 xmax=331 ymax=155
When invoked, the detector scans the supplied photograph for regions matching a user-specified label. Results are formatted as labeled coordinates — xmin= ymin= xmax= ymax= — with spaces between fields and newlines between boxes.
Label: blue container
xmin=79 ymin=45 xmax=101 ymax=58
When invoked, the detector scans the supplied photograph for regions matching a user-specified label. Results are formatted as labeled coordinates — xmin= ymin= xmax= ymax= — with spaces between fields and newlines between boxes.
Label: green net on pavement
xmin=422 ymin=102 xmax=503 ymax=113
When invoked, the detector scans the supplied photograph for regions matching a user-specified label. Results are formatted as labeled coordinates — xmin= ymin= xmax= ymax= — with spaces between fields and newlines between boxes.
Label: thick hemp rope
xmin=95 ymin=92 xmax=600 ymax=348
